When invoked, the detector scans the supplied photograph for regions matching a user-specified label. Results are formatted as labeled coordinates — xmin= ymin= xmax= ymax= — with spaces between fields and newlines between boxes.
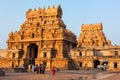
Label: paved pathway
xmin=0 ymin=70 xmax=120 ymax=80
xmin=100 ymin=71 xmax=120 ymax=80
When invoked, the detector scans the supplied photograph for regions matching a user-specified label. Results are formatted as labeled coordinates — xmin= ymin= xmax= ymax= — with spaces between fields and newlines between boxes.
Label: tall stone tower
xmin=77 ymin=23 xmax=111 ymax=47
xmin=7 ymin=5 xmax=77 ymax=69
xmin=70 ymin=23 xmax=120 ymax=70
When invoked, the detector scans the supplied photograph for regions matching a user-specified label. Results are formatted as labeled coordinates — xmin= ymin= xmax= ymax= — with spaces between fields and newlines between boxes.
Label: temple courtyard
xmin=0 ymin=70 xmax=120 ymax=80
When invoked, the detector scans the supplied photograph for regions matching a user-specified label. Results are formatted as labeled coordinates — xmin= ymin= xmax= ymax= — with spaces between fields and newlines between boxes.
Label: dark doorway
xmin=79 ymin=62 xmax=82 ymax=67
xmin=114 ymin=63 xmax=117 ymax=68
xmin=43 ymin=62 xmax=47 ymax=66
xmin=102 ymin=61 xmax=108 ymax=65
xmin=27 ymin=43 xmax=38 ymax=65
xmin=94 ymin=60 xmax=100 ymax=68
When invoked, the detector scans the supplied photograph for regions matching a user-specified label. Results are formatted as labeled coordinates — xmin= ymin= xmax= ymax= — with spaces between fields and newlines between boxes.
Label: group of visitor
xmin=27 ymin=63 xmax=46 ymax=74
xmin=101 ymin=64 xmax=107 ymax=71
xmin=22 ymin=63 xmax=57 ymax=75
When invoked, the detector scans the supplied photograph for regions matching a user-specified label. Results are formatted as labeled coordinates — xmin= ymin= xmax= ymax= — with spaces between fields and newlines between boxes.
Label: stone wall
xmin=0 ymin=49 xmax=7 ymax=58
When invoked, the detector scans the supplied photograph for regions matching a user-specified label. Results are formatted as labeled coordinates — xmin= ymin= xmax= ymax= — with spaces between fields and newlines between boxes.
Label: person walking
xmin=39 ymin=64 xmax=42 ymax=74
xmin=35 ymin=64 xmax=39 ymax=74
xmin=28 ymin=64 xmax=31 ymax=72
xmin=32 ymin=64 xmax=35 ymax=72
xmin=52 ymin=66 xmax=56 ymax=76
xmin=41 ymin=63 xmax=46 ymax=74
xmin=21 ymin=64 xmax=25 ymax=72
xmin=34 ymin=64 xmax=38 ymax=73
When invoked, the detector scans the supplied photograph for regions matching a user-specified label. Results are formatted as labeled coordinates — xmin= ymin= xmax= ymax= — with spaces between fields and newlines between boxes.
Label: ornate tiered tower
xmin=7 ymin=5 xmax=77 ymax=69
xmin=78 ymin=23 xmax=111 ymax=47
xmin=70 ymin=23 xmax=120 ymax=70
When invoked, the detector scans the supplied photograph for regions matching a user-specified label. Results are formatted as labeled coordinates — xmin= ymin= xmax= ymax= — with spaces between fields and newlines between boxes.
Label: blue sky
xmin=0 ymin=0 xmax=120 ymax=48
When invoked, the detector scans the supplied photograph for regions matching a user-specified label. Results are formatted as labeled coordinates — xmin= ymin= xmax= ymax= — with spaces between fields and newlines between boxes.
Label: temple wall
xmin=0 ymin=49 xmax=7 ymax=58
xmin=0 ymin=59 xmax=11 ymax=68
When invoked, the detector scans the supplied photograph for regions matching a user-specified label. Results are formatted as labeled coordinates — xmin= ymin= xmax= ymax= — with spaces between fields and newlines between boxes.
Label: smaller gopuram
xmin=78 ymin=23 xmax=111 ymax=47
xmin=70 ymin=23 xmax=120 ymax=70
xmin=6 ymin=5 xmax=77 ymax=70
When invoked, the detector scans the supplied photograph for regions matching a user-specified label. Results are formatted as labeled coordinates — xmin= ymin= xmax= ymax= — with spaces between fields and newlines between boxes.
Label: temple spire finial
xmin=34 ymin=8 xmax=36 ymax=11
xmin=38 ymin=7 xmax=41 ymax=10
xmin=57 ymin=4 xmax=61 ymax=8
xmin=48 ymin=6 xmax=50 ymax=9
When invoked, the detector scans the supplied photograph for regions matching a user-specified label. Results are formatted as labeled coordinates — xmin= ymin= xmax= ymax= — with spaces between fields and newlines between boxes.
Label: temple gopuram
xmin=70 ymin=23 xmax=120 ymax=70
xmin=5 ymin=5 xmax=77 ymax=70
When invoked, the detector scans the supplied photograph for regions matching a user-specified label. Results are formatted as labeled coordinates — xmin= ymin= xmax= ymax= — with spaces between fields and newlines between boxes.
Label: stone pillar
xmin=36 ymin=42 xmax=40 ymax=58
xmin=108 ymin=62 xmax=114 ymax=70
xmin=22 ymin=43 xmax=29 ymax=59
xmin=118 ymin=62 xmax=120 ymax=70
xmin=18 ymin=60 xmax=23 ymax=67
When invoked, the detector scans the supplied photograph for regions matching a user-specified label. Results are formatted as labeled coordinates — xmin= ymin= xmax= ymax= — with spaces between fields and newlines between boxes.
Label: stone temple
xmin=5 ymin=5 xmax=77 ymax=70
xmin=0 ymin=5 xmax=120 ymax=71
xmin=70 ymin=23 xmax=120 ymax=70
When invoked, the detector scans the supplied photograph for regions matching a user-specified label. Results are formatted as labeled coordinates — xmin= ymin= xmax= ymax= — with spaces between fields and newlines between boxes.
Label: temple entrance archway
xmin=114 ymin=63 xmax=117 ymax=68
xmin=94 ymin=60 xmax=100 ymax=68
xmin=27 ymin=43 xmax=38 ymax=65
